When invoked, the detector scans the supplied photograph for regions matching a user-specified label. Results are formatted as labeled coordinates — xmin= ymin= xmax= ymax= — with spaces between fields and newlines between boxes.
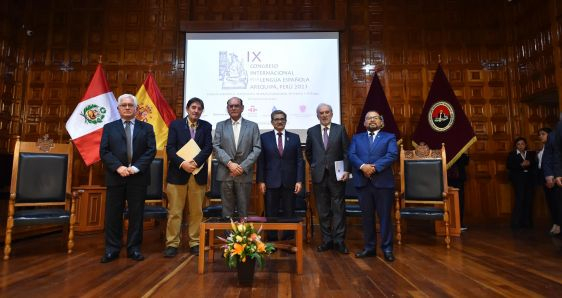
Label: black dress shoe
xmin=128 ymin=251 xmax=145 ymax=261
xmin=334 ymin=242 xmax=349 ymax=254
xmin=100 ymin=252 xmax=119 ymax=263
xmin=355 ymin=249 xmax=376 ymax=258
xmin=383 ymin=251 xmax=395 ymax=262
xmin=190 ymin=245 xmax=200 ymax=256
xmin=163 ymin=246 xmax=178 ymax=258
xmin=316 ymin=242 xmax=333 ymax=252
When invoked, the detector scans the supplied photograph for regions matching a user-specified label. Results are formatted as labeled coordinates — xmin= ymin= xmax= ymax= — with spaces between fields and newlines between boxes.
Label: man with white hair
xmin=99 ymin=93 xmax=156 ymax=263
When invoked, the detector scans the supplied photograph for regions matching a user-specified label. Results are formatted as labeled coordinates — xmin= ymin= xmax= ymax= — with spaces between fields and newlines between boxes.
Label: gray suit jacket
xmin=213 ymin=117 xmax=261 ymax=183
xmin=305 ymin=123 xmax=350 ymax=184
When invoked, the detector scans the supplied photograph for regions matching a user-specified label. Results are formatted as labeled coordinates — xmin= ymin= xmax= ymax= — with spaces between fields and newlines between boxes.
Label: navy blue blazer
xmin=166 ymin=117 xmax=213 ymax=185
xmin=257 ymin=130 xmax=304 ymax=188
xmin=348 ymin=131 xmax=398 ymax=189
xmin=100 ymin=119 xmax=156 ymax=186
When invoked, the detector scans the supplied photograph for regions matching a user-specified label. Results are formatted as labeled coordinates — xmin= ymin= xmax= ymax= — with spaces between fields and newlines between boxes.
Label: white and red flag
xmin=65 ymin=64 xmax=119 ymax=166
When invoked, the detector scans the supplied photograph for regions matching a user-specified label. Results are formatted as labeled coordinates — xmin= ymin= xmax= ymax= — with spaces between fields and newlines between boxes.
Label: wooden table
xmin=198 ymin=218 xmax=303 ymax=274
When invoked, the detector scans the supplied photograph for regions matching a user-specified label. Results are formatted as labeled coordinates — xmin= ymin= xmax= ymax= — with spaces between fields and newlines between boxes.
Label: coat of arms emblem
xmin=80 ymin=104 xmax=107 ymax=124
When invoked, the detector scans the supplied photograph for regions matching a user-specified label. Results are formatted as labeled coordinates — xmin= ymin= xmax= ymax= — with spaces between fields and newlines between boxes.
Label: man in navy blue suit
xmin=164 ymin=97 xmax=213 ymax=258
xmin=348 ymin=110 xmax=398 ymax=262
xmin=99 ymin=94 xmax=156 ymax=263
xmin=257 ymin=110 xmax=305 ymax=241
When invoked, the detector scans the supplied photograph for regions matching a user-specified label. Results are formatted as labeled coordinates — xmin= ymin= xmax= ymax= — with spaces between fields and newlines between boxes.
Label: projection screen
xmin=184 ymin=32 xmax=340 ymax=140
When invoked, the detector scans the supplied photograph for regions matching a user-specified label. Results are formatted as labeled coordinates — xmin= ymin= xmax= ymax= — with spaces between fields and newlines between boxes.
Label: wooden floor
xmin=1 ymin=222 xmax=562 ymax=297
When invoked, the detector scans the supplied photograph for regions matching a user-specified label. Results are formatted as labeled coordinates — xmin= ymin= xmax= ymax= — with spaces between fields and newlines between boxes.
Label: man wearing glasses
xmin=348 ymin=110 xmax=398 ymax=262
xmin=99 ymin=94 xmax=156 ymax=263
xmin=213 ymin=97 xmax=261 ymax=217
xmin=257 ymin=110 xmax=305 ymax=241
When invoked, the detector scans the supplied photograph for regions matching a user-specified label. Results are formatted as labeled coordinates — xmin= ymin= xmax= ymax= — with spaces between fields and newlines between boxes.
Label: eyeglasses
xmin=272 ymin=118 xmax=286 ymax=122
xmin=228 ymin=104 xmax=242 ymax=109
xmin=119 ymin=103 xmax=135 ymax=108
xmin=366 ymin=116 xmax=381 ymax=121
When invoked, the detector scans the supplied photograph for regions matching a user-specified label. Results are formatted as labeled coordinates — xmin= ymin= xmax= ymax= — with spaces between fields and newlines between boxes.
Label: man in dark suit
xmin=213 ymin=97 xmax=261 ymax=217
xmin=163 ymin=97 xmax=212 ymax=258
xmin=99 ymin=94 xmax=156 ymax=263
xmin=257 ymin=110 xmax=305 ymax=240
xmin=305 ymin=103 xmax=350 ymax=254
xmin=348 ymin=111 xmax=398 ymax=262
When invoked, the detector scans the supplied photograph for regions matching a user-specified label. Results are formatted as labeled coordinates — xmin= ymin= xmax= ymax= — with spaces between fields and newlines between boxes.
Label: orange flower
xmin=233 ymin=243 xmax=245 ymax=255
xmin=257 ymin=241 xmax=266 ymax=253
xmin=249 ymin=233 xmax=258 ymax=241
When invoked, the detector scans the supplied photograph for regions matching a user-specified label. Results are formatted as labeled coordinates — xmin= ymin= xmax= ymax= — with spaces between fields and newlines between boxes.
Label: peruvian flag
xmin=65 ymin=64 xmax=119 ymax=166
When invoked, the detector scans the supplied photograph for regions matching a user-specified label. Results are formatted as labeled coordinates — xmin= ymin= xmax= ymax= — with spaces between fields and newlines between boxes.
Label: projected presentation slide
xmin=185 ymin=32 xmax=340 ymax=139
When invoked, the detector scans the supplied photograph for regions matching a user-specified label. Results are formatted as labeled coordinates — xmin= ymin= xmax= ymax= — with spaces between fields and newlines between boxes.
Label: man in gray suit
xmin=213 ymin=97 xmax=261 ymax=217
xmin=305 ymin=103 xmax=350 ymax=254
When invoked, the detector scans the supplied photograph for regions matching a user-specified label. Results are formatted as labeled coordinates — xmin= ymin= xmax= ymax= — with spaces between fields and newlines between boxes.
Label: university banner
xmin=356 ymin=72 xmax=401 ymax=142
xmin=65 ymin=64 xmax=119 ymax=166
xmin=411 ymin=64 xmax=476 ymax=167
xmin=135 ymin=73 xmax=176 ymax=150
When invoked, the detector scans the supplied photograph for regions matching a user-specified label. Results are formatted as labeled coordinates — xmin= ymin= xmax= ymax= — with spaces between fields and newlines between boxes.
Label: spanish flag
xmin=135 ymin=73 xmax=176 ymax=150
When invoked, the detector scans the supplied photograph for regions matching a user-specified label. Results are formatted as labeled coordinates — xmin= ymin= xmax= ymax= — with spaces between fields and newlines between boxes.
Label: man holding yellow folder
xmin=164 ymin=97 xmax=213 ymax=257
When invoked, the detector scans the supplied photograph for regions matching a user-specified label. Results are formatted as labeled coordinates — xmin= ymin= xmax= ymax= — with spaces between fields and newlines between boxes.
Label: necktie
xmin=233 ymin=121 xmax=240 ymax=149
xmin=277 ymin=132 xmax=283 ymax=156
xmin=190 ymin=123 xmax=196 ymax=139
xmin=125 ymin=120 xmax=132 ymax=164
xmin=369 ymin=132 xmax=375 ymax=144
xmin=322 ymin=127 xmax=328 ymax=150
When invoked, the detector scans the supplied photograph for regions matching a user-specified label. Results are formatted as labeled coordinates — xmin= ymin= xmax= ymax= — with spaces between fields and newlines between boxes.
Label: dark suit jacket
xmin=542 ymin=132 xmax=556 ymax=179
xmin=100 ymin=119 xmax=156 ymax=186
xmin=305 ymin=123 xmax=350 ymax=184
xmin=348 ymin=131 xmax=398 ymax=189
xmin=506 ymin=149 xmax=536 ymax=183
xmin=257 ymin=130 xmax=304 ymax=188
xmin=166 ymin=117 xmax=213 ymax=185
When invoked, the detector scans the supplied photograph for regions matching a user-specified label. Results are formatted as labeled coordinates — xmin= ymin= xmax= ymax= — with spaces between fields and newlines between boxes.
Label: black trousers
xmin=264 ymin=186 xmax=295 ymax=240
xmin=105 ymin=183 xmax=146 ymax=254
xmin=313 ymin=170 xmax=346 ymax=244
xmin=510 ymin=172 xmax=535 ymax=228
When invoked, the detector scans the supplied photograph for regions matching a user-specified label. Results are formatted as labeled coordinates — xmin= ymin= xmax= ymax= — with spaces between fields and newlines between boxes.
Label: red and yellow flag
xmin=135 ymin=73 xmax=176 ymax=149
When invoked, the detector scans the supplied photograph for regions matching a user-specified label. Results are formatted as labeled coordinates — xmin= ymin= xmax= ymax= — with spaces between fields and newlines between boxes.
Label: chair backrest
xmin=400 ymin=143 xmax=448 ymax=202
xmin=294 ymin=182 xmax=308 ymax=211
xmin=343 ymin=176 xmax=358 ymax=200
xmin=146 ymin=149 xmax=166 ymax=201
xmin=206 ymin=159 xmax=221 ymax=198
xmin=11 ymin=135 xmax=72 ymax=204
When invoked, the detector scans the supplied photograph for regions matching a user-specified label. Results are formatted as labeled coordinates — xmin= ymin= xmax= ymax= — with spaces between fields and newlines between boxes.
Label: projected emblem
xmin=428 ymin=101 xmax=455 ymax=132
xmin=219 ymin=51 xmax=248 ymax=89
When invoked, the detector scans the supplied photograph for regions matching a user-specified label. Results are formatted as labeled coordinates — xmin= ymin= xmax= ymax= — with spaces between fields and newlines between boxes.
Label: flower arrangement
xmin=219 ymin=219 xmax=275 ymax=269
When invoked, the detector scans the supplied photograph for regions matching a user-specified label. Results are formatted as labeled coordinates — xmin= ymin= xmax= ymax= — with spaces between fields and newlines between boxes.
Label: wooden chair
xmin=344 ymin=176 xmax=362 ymax=217
xmin=202 ymin=158 xmax=222 ymax=217
xmin=394 ymin=143 xmax=451 ymax=248
xmin=124 ymin=149 xmax=168 ymax=237
xmin=293 ymin=182 xmax=312 ymax=242
xmin=4 ymin=135 xmax=80 ymax=260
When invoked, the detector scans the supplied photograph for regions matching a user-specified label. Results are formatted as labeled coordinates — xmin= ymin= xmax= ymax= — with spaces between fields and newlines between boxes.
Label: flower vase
xmin=236 ymin=257 xmax=256 ymax=286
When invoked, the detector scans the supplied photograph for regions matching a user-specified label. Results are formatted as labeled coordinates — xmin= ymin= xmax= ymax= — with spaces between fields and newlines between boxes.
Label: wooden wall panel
xmin=0 ymin=0 xmax=560 ymax=223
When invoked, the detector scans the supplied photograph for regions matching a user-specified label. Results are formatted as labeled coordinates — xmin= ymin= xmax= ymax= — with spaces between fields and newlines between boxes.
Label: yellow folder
xmin=176 ymin=139 xmax=203 ymax=175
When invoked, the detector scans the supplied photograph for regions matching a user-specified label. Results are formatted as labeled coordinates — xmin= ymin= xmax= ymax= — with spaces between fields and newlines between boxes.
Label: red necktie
xmin=277 ymin=132 xmax=283 ymax=156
